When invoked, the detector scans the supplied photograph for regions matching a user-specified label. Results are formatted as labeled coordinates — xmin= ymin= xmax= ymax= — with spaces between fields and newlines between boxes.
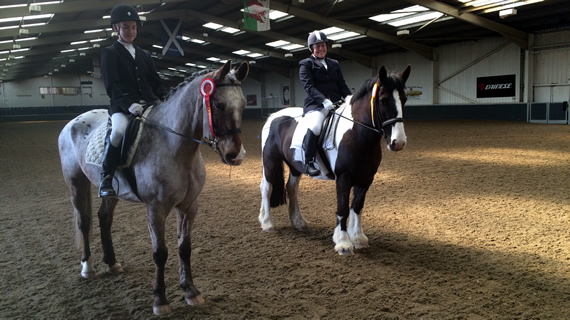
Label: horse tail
xmin=269 ymin=161 xmax=287 ymax=208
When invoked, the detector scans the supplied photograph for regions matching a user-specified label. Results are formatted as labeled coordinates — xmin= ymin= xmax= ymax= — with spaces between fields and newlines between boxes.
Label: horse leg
xmin=69 ymin=176 xmax=95 ymax=279
xmin=332 ymin=179 xmax=354 ymax=255
xmin=175 ymin=205 xmax=205 ymax=307
xmin=97 ymin=197 xmax=123 ymax=275
xmin=286 ymin=173 xmax=308 ymax=231
xmin=147 ymin=205 xmax=171 ymax=315
xmin=259 ymin=171 xmax=275 ymax=231
xmin=348 ymin=185 xmax=370 ymax=249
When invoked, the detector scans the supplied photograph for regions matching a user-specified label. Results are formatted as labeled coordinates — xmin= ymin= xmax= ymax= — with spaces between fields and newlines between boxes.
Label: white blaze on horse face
xmin=389 ymin=90 xmax=407 ymax=151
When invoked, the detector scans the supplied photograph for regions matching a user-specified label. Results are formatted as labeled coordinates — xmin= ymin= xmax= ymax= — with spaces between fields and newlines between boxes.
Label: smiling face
xmin=312 ymin=42 xmax=327 ymax=59
xmin=114 ymin=20 xmax=137 ymax=44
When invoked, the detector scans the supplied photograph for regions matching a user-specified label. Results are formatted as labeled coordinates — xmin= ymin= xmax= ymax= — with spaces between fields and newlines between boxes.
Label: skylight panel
xmin=203 ymin=22 xmax=223 ymax=30
xmin=320 ymin=27 xmax=344 ymax=34
xmin=327 ymin=31 xmax=360 ymax=41
xmin=281 ymin=43 xmax=303 ymax=50
xmin=388 ymin=11 xmax=444 ymax=27
xmin=233 ymin=50 xmax=251 ymax=55
xmin=221 ymin=27 xmax=240 ymax=34
xmin=269 ymin=10 xmax=288 ymax=20
xmin=247 ymin=53 xmax=263 ymax=58
xmin=266 ymin=40 xmax=290 ymax=47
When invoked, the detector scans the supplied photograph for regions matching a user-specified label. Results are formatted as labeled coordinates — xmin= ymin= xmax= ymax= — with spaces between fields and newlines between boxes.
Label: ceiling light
xmin=397 ymin=30 xmax=410 ymax=36
xmin=233 ymin=50 xmax=250 ymax=55
xmin=284 ymin=53 xmax=293 ymax=58
xmin=331 ymin=43 xmax=342 ymax=48
xmin=247 ymin=53 xmax=264 ymax=58
xmin=203 ymin=22 xmax=223 ymax=30
xmin=266 ymin=40 xmax=290 ymax=47
xmin=499 ymin=8 xmax=517 ymax=18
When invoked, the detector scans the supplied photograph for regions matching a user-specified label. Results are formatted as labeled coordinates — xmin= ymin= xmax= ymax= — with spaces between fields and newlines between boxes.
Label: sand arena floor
xmin=0 ymin=118 xmax=568 ymax=319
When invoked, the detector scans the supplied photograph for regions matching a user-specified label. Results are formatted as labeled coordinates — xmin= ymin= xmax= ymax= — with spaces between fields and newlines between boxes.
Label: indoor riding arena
xmin=1 ymin=117 xmax=568 ymax=319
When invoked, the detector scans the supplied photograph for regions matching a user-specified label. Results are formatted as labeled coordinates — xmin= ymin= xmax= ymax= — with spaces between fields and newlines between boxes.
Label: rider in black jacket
xmin=299 ymin=30 xmax=352 ymax=176
xmin=99 ymin=4 xmax=167 ymax=197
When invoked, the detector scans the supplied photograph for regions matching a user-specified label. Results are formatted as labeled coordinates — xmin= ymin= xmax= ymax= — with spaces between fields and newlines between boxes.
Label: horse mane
xmin=166 ymin=69 xmax=213 ymax=100
xmin=351 ymin=71 xmax=405 ymax=103
xmin=165 ymin=65 xmax=241 ymax=100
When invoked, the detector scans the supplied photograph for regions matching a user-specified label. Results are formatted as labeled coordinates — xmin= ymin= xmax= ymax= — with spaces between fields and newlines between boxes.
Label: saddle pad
xmin=85 ymin=107 xmax=151 ymax=168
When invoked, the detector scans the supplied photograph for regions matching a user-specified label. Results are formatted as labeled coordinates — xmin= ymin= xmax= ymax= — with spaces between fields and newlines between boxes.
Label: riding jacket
xmin=299 ymin=55 xmax=352 ymax=114
xmin=101 ymin=41 xmax=167 ymax=115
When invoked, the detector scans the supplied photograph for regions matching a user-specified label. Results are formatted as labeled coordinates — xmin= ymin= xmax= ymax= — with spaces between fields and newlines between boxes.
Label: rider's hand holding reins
xmin=129 ymin=103 xmax=144 ymax=116
xmin=322 ymin=99 xmax=334 ymax=111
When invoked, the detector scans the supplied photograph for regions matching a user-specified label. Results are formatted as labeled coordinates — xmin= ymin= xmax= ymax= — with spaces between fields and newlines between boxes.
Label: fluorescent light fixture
xmin=233 ymin=50 xmax=251 ymax=55
xmin=33 ymin=1 xmax=63 ymax=5
xmin=197 ymin=65 xmax=207 ymax=68
xmin=190 ymin=39 xmax=205 ymax=44
xmin=207 ymin=57 xmax=221 ymax=62
xmin=0 ymin=4 xmax=27 ymax=9
xmin=70 ymin=41 xmax=88 ymax=45
xmin=266 ymin=40 xmax=290 ymax=47
xmin=185 ymin=63 xmax=196 ymax=66
xmin=84 ymin=29 xmax=104 ymax=33
xmin=203 ymin=22 xmax=223 ymax=30
xmin=15 ymin=37 xmax=37 ymax=42
xmin=61 ymin=49 xmax=75 ymax=53
xmin=77 ymin=47 xmax=90 ymax=51
xmin=284 ymin=53 xmax=293 ymax=58
xmin=247 ymin=53 xmax=263 ymax=58
xmin=89 ymin=39 xmax=105 ymax=43
xmin=10 ymin=48 xmax=30 ymax=53
xmin=221 ymin=27 xmax=240 ymax=34
xmin=499 ymin=8 xmax=517 ymax=17
xmin=168 ymin=67 xmax=177 ymax=71
xmin=152 ymin=45 xmax=163 ymax=49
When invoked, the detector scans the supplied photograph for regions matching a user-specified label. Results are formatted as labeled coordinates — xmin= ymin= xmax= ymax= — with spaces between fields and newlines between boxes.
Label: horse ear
xmin=213 ymin=60 xmax=232 ymax=81
xmin=400 ymin=65 xmax=411 ymax=83
xmin=378 ymin=66 xmax=387 ymax=85
xmin=235 ymin=62 xmax=249 ymax=82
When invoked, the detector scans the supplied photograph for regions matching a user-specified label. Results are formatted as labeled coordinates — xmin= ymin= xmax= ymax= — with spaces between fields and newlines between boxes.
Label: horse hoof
xmin=153 ymin=304 xmax=171 ymax=315
xmin=353 ymin=243 xmax=369 ymax=249
xmin=262 ymin=226 xmax=276 ymax=232
xmin=337 ymin=248 xmax=354 ymax=256
xmin=81 ymin=271 xmax=96 ymax=279
xmin=185 ymin=294 xmax=205 ymax=306
xmin=108 ymin=263 xmax=124 ymax=275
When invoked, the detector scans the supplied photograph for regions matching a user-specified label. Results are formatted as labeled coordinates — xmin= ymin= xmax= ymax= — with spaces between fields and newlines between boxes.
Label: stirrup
xmin=98 ymin=175 xmax=117 ymax=198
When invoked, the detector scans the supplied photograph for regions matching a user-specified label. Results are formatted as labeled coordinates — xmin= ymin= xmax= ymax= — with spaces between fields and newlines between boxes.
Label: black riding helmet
xmin=307 ymin=30 xmax=328 ymax=53
xmin=110 ymin=4 xmax=141 ymax=26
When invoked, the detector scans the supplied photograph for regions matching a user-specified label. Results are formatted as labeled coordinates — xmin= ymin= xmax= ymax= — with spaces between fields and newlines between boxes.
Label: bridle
xmin=370 ymin=82 xmax=404 ymax=137
xmin=140 ymin=77 xmax=242 ymax=155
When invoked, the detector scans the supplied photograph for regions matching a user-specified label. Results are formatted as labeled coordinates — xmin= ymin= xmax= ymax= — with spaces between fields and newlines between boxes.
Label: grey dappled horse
xmin=58 ymin=61 xmax=248 ymax=315
xmin=259 ymin=65 xmax=410 ymax=255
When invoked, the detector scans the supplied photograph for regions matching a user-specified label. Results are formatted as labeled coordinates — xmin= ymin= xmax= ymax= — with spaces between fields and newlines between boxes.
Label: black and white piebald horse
xmin=259 ymin=65 xmax=411 ymax=255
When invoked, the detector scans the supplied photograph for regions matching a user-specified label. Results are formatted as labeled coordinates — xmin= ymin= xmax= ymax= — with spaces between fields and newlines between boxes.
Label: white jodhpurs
xmin=110 ymin=112 xmax=129 ymax=148
xmin=303 ymin=108 xmax=328 ymax=135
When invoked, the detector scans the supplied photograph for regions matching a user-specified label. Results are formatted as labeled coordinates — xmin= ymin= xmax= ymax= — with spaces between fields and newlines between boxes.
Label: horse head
xmin=375 ymin=65 xmax=411 ymax=151
xmin=209 ymin=61 xmax=249 ymax=165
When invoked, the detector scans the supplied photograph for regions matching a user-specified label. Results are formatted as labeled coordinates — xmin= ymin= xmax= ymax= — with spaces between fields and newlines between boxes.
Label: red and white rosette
xmin=200 ymin=78 xmax=216 ymax=138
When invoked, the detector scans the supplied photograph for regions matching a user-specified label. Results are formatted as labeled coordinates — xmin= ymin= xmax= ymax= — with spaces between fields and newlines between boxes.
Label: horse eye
xmin=215 ymin=103 xmax=226 ymax=111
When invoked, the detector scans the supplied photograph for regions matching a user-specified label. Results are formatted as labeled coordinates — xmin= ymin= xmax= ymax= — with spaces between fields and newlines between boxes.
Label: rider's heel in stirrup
xmin=98 ymin=175 xmax=117 ymax=197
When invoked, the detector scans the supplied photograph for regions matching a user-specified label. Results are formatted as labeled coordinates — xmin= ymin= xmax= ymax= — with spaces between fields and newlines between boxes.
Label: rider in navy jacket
xmin=101 ymin=42 xmax=166 ymax=116
xmin=98 ymin=4 xmax=167 ymax=198
xmin=298 ymin=30 xmax=351 ymax=176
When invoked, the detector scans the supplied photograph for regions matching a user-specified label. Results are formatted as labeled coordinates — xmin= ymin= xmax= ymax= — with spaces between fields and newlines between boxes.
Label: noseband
xmin=370 ymin=83 xmax=404 ymax=136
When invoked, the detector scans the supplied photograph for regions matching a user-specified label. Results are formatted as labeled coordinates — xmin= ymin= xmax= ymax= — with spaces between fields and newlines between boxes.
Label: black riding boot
xmin=99 ymin=137 xmax=121 ymax=197
xmin=303 ymin=129 xmax=321 ymax=176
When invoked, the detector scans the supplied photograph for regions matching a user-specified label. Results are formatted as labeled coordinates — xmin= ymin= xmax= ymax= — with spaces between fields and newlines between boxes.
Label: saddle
xmin=290 ymin=103 xmax=347 ymax=178
xmin=86 ymin=106 xmax=152 ymax=168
